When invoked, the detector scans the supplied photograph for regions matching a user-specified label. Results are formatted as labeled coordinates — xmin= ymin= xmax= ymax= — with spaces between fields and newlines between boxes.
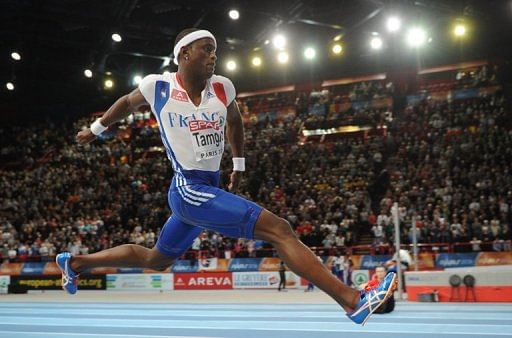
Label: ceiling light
xmin=84 ymin=69 xmax=93 ymax=78
xmin=252 ymin=56 xmax=262 ymax=67
xmin=387 ymin=17 xmax=401 ymax=32
xmin=226 ymin=60 xmax=237 ymax=71
xmin=332 ymin=44 xmax=343 ymax=54
xmin=272 ymin=34 xmax=286 ymax=50
xmin=370 ymin=37 xmax=383 ymax=50
xmin=454 ymin=24 xmax=466 ymax=37
xmin=304 ymin=47 xmax=316 ymax=60
xmin=406 ymin=27 xmax=427 ymax=47
xmin=111 ymin=33 xmax=122 ymax=42
xmin=277 ymin=51 xmax=289 ymax=64
xmin=104 ymin=79 xmax=114 ymax=88
xmin=6 ymin=82 xmax=14 ymax=91
xmin=229 ymin=9 xmax=239 ymax=20
xmin=11 ymin=52 xmax=21 ymax=61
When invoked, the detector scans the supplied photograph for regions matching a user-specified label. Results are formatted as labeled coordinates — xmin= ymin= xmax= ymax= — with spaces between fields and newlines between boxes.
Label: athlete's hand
xmin=228 ymin=171 xmax=242 ymax=192
xmin=76 ymin=128 xmax=97 ymax=145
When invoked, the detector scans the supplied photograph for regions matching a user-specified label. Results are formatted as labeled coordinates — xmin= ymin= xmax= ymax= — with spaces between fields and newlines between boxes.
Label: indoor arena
xmin=1 ymin=1 xmax=511 ymax=337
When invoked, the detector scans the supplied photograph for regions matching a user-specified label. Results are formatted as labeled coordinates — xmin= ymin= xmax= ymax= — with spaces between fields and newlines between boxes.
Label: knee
xmin=144 ymin=248 xmax=175 ymax=271
xmin=265 ymin=217 xmax=296 ymax=244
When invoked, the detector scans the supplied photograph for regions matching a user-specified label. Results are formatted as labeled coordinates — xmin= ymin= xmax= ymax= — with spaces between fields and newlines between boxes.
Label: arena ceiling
xmin=0 ymin=0 xmax=511 ymax=119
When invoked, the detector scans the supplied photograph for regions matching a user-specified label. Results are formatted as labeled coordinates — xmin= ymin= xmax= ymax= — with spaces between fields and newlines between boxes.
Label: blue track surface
xmin=0 ymin=302 xmax=511 ymax=338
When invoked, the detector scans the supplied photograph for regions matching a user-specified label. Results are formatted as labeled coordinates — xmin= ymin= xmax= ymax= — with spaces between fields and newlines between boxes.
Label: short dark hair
xmin=174 ymin=28 xmax=199 ymax=63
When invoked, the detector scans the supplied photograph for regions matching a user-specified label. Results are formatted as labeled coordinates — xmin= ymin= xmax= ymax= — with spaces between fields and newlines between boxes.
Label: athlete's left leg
xmin=69 ymin=215 xmax=201 ymax=273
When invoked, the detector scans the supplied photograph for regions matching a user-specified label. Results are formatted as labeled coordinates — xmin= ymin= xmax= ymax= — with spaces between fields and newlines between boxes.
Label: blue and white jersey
xmin=139 ymin=72 xmax=236 ymax=187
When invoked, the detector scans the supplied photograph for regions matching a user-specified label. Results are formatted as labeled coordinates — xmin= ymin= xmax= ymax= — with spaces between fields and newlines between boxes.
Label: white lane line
xmin=0 ymin=331 xmax=219 ymax=338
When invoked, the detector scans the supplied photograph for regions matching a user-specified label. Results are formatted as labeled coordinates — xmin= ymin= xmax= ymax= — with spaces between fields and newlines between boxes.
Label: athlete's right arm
xmin=76 ymin=88 xmax=148 ymax=145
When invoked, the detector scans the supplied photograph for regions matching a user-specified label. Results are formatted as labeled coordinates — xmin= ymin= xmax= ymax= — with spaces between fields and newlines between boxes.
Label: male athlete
xmin=56 ymin=28 xmax=396 ymax=325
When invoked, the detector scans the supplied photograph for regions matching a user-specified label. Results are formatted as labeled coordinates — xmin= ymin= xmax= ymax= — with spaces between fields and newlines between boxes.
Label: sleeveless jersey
xmin=139 ymin=72 xmax=236 ymax=187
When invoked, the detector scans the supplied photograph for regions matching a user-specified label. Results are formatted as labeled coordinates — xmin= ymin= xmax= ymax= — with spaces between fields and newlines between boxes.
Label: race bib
xmin=189 ymin=120 xmax=224 ymax=161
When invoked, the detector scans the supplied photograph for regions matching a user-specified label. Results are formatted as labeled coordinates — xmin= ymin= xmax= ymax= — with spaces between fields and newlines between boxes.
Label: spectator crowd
xmin=1 ymin=65 xmax=511 ymax=262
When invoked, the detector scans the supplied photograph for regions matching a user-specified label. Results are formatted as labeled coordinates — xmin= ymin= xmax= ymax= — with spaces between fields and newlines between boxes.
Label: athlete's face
xmin=187 ymin=38 xmax=217 ymax=78
xmin=375 ymin=267 xmax=386 ymax=281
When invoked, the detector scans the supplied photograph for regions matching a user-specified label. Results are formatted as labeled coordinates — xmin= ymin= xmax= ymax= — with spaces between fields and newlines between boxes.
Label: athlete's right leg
xmin=253 ymin=210 xmax=360 ymax=312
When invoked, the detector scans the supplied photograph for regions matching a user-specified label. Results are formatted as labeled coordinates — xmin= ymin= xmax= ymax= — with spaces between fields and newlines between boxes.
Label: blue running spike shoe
xmin=56 ymin=252 xmax=79 ymax=295
xmin=347 ymin=272 xmax=397 ymax=325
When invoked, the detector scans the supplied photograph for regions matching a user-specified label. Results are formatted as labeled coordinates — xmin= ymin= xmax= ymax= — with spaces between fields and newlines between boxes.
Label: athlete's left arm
xmin=226 ymin=100 xmax=244 ymax=191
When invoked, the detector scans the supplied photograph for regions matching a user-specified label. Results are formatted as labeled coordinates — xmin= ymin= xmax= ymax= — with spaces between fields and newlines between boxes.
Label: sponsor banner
xmin=10 ymin=274 xmax=106 ymax=290
xmin=407 ymin=93 xmax=427 ymax=105
xmin=352 ymin=270 xmax=370 ymax=288
xmin=197 ymin=258 xmax=229 ymax=272
xmin=359 ymin=255 xmax=392 ymax=270
xmin=349 ymin=255 xmax=363 ymax=270
xmin=106 ymin=273 xmax=173 ymax=291
xmin=228 ymin=258 xmax=262 ymax=272
xmin=233 ymin=271 xmax=299 ymax=289
xmin=0 ymin=263 xmax=23 ymax=275
xmin=479 ymin=85 xmax=501 ymax=96
xmin=117 ymin=268 xmax=144 ymax=273
xmin=43 ymin=262 xmax=62 ymax=275
xmin=412 ymin=253 xmax=436 ymax=270
xmin=21 ymin=262 xmax=46 ymax=275
xmin=452 ymin=88 xmax=479 ymax=100
xmin=476 ymin=252 xmax=512 ymax=266
xmin=308 ymin=103 xmax=327 ymax=116
xmin=370 ymin=97 xmax=392 ymax=109
xmin=90 ymin=267 xmax=119 ymax=275
xmin=436 ymin=253 xmax=478 ymax=268
xmin=142 ymin=268 xmax=171 ymax=274
xmin=276 ymin=106 xmax=296 ymax=120
xmin=172 ymin=260 xmax=199 ymax=273
xmin=0 ymin=275 xmax=10 ymax=294
xmin=429 ymin=90 xmax=450 ymax=102
xmin=351 ymin=101 xmax=370 ymax=110
xmin=174 ymin=272 xmax=233 ymax=290
xmin=259 ymin=257 xmax=281 ymax=271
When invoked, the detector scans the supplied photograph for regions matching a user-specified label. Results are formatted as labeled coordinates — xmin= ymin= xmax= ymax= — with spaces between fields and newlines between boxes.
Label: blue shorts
xmin=156 ymin=183 xmax=264 ymax=257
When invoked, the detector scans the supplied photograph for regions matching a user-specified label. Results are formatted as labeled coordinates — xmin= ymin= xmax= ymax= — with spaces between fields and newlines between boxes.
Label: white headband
xmin=173 ymin=30 xmax=216 ymax=65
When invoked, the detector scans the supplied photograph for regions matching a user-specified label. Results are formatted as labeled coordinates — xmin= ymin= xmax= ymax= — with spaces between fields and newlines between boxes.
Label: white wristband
xmin=90 ymin=118 xmax=107 ymax=136
xmin=233 ymin=157 xmax=245 ymax=172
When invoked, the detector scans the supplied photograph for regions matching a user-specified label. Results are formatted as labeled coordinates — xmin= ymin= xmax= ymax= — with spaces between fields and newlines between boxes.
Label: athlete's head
xmin=174 ymin=28 xmax=217 ymax=79
xmin=375 ymin=266 xmax=387 ymax=281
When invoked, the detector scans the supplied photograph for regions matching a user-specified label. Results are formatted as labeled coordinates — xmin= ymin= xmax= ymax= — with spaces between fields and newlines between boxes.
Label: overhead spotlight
xmin=6 ymin=82 xmax=14 ymax=91
xmin=84 ymin=69 xmax=93 ymax=78
xmin=11 ymin=52 xmax=21 ymax=61
xmin=333 ymin=34 xmax=343 ymax=42
xmin=370 ymin=37 xmax=383 ymax=50
xmin=406 ymin=27 xmax=427 ymax=47
xmin=454 ymin=24 xmax=466 ymax=37
xmin=252 ymin=56 xmax=262 ymax=67
xmin=111 ymin=33 xmax=122 ymax=42
xmin=277 ymin=51 xmax=289 ymax=64
xmin=104 ymin=79 xmax=114 ymax=89
xmin=387 ymin=17 xmax=401 ymax=32
xmin=229 ymin=9 xmax=239 ymax=20
xmin=264 ymin=40 xmax=270 ymax=45
xmin=226 ymin=60 xmax=237 ymax=71
xmin=304 ymin=47 xmax=316 ymax=60
xmin=332 ymin=44 xmax=343 ymax=54
xmin=133 ymin=75 xmax=143 ymax=85
xmin=272 ymin=34 xmax=286 ymax=50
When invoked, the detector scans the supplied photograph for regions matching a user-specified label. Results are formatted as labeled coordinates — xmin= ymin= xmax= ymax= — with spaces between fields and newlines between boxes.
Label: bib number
xmin=189 ymin=120 xmax=224 ymax=161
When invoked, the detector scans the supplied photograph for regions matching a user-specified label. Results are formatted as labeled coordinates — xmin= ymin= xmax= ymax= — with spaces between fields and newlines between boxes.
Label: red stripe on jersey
xmin=212 ymin=82 xmax=227 ymax=107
